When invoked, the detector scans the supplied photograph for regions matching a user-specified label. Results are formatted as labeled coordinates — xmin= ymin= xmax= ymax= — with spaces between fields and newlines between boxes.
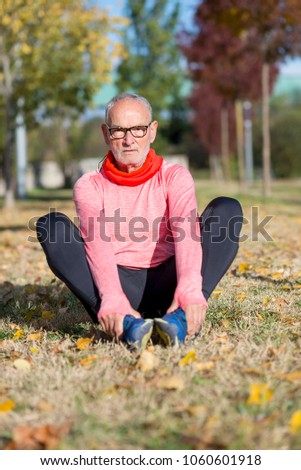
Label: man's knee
xmin=36 ymin=212 xmax=73 ymax=245
xmin=210 ymin=197 xmax=243 ymax=220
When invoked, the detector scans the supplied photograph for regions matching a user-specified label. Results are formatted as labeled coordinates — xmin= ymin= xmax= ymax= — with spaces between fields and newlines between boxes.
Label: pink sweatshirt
xmin=73 ymin=159 xmax=207 ymax=318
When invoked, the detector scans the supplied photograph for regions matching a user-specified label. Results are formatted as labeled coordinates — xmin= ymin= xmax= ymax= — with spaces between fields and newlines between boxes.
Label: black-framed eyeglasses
xmin=107 ymin=122 xmax=152 ymax=139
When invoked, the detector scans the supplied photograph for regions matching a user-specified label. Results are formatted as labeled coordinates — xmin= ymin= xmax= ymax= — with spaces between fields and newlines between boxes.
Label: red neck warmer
xmin=101 ymin=149 xmax=163 ymax=186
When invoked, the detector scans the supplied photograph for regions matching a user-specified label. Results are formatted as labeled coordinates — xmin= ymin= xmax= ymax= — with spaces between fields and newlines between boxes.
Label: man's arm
xmin=165 ymin=165 xmax=207 ymax=336
xmin=73 ymin=173 xmax=139 ymax=337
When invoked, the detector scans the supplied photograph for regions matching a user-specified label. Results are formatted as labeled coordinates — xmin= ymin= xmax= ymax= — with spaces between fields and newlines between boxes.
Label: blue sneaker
xmin=154 ymin=308 xmax=187 ymax=347
xmin=123 ymin=315 xmax=154 ymax=350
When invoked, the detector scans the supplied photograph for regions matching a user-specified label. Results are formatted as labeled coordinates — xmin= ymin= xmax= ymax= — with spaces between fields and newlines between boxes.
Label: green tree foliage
xmin=116 ymin=0 xmax=184 ymax=126
xmin=253 ymin=95 xmax=301 ymax=178
xmin=0 ymin=0 xmax=126 ymax=205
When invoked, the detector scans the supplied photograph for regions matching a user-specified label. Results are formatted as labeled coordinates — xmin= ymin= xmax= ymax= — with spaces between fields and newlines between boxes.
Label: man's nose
xmin=123 ymin=130 xmax=135 ymax=144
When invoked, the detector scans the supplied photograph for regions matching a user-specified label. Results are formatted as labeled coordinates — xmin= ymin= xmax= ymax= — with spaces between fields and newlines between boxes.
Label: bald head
xmin=105 ymin=92 xmax=152 ymax=125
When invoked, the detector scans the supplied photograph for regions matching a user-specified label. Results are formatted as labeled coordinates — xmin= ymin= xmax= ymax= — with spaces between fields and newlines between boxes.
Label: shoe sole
xmin=127 ymin=320 xmax=154 ymax=350
xmin=155 ymin=319 xmax=179 ymax=347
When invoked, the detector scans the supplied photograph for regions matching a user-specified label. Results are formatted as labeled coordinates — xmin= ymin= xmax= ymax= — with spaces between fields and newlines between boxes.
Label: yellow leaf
xmin=290 ymin=410 xmax=301 ymax=434
xmin=76 ymin=337 xmax=94 ymax=350
xmin=13 ymin=330 xmax=24 ymax=340
xmin=29 ymin=347 xmax=39 ymax=354
xmin=194 ymin=361 xmax=215 ymax=371
xmin=20 ymin=43 xmax=32 ymax=54
xmin=247 ymin=383 xmax=273 ymax=405
xmin=262 ymin=297 xmax=269 ymax=306
xmin=221 ymin=319 xmax=231 ymax=329
xmin=236 ymin=293 xmax=247 ymax=302
xmin=241 ymin=367 xmax=263 ymax=376
xmin=137 ymin=350 xmax=159 ymax=372
xmin=41 ymin=311 xmax=55 ymax=319
xmin=13 ymin=359 xmax=32 ymax=371
xmin=27 ymin=332 xmax=43 ymax=341
xmin=157 ymin=374 xmax=184 ymax=390
xmin=271 ymin=272 xmax=283 ymax=279
xmin=37 ymin=401 xmax=54 ymax=412
xmin=2 ymin=15 xmax=11 ymax=26
xmin=282 ymin=371 xmax=301 ymax=382
xmin=215 ymin=332 xmax=229 ymax=343
xmin=79 ymin=355 xmax=98 ymax=367
xmin=238 ymin=263 xmax=250 ymax=272
xmin=212 ymin=290 xmax=223 ymax=297
xmin=0 ymin=399 xmax=15 ymax=413
xmin=178 ymin=350 xmax=197 ymax=367
xmin=184 ymin=405 xmax=206 ymax=416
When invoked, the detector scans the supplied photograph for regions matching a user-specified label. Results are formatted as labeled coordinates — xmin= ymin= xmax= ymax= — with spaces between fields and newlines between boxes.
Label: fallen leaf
xmin=194 ymin=361 xmax=215 ymax=371
xmin=7 ymin=423 xmax=71 ymax=450
xmin=236 ymin=293 xmax=247 ymax=302
xmin=79 ymin=355 xmax=98 ymax=367
xmin=214 ymin=332 xmax=229 ymax=343
xmin=27 ymin=332 xmax=43 ymax=341
xmin=13 ymin=329 xmax=24 ymax=341
xmin=37 ymin=401 xmax=54 ymax=412
xmin=137 ymin=350 xmax=159 ymax=372
xmin=178 ymin=350 xmax=197 ymax=367
xmin=247 ymin=383 xmax=273 ymax=405
xmin=238 ymin=263 xmax=250 ymax=272
xmin=212 ymin=290 xmax=223 ymax=297
xmin=271 ymin=272 xmax=283 ymax=279
xmin=0 ymin=399 xmax=15 ymax=413
xmin=13 ymin=359 xmax=32 ymax=371
xmin=58 ymin=307 xmax=68 ymax=315
xmin=282 ymin=371 xmax=301 ymax=382
xmin=241 ymin=367 xmax=263 ymax=377
xmin=76 ymin=337 xmax=94 ymax=351
xmin=29 ymin=347 xmax=39 ymax=354
xmin=41 ymin=311 xmax=56 ymax=319
xmin=290 ymin=410 xmax=301 ymax=435
xmin=157 ymin=374 xmax=184 ymax=390
xmin=221 ymin=319 xmax=231 ymax=329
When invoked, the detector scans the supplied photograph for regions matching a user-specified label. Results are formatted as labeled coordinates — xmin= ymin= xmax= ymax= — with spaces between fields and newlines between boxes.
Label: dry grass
xmin=0 ymin=180 xmax=301 ymax=449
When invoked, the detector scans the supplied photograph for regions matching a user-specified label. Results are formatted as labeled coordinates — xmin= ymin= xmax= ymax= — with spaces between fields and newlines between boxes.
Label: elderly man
xmin=37 ymin=92 xmax=243 ymax=349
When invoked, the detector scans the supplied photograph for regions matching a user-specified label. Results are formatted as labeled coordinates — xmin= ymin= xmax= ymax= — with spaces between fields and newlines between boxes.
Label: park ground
xmin=0 ymin=178 xmax=301 ymax=449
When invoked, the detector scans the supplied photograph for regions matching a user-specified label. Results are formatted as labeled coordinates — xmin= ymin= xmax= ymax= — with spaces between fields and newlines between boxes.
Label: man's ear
xmin=150 ymin=120 xmax=158 ymax=143
xmin=101 ymin=124 xmax=110 ymax=145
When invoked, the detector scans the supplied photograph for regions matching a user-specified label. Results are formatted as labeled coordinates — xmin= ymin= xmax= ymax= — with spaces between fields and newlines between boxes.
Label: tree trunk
xmin=235 ymin=99 xmax=245 ymax=186
xmin=262 ymin=62 xmax=271 ymax=196
xmin=2 ymin=51 xmax=15 ymax=207
xmin=220 ymin=105 xmax=231 ymax=181
xmin=209 ymin=154 xmax=223 ymax=181
xmin=4 ymin=95 xmax=14 ymax=207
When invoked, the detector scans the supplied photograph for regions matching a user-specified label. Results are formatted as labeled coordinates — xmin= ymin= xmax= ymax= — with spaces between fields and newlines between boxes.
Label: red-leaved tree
xmin=180 ymin=6 xmax=278 ymax=183
xmin=187 ymin=0 xmax=301 ymax=194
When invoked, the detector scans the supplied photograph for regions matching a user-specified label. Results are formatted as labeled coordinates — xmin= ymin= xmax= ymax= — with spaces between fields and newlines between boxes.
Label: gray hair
xmin=105 ymin=92 xmax=153 ymax=124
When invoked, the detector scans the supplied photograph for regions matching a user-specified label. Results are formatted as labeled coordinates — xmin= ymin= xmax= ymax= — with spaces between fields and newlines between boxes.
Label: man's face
xmin=101 ymin=98 xmax=158 ymax=173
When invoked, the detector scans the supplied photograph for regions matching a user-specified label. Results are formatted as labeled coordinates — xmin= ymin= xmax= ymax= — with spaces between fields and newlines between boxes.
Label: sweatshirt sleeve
xmin=166 ymin=166 xmax=208 ymax=309
xmin=73 ymin=173 xmax=131 ymax=319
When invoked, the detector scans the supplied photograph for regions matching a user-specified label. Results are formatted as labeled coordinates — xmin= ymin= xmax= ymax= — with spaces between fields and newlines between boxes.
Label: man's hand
xmin=184 ymin=304 xmax=207 ymax=337
xmin=98 ymin=306 xmax=141 ymax=340
xmin=167 ymin=300 xmax=207 ymax=337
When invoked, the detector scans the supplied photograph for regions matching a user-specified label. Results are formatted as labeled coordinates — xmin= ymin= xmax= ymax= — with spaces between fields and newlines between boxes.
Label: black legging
xmin=36 ymin=197 xmax=243 ymax=323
